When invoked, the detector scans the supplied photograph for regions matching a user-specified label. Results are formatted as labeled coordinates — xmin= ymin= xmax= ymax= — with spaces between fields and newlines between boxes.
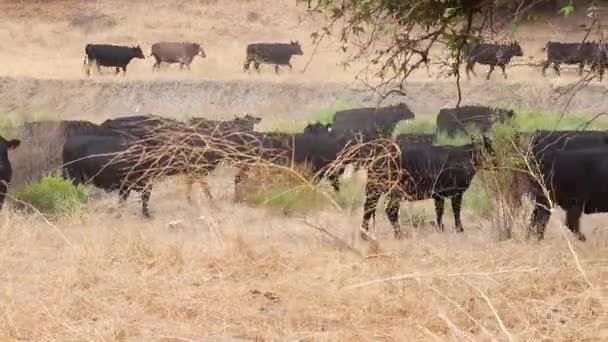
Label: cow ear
xmin=7 ymin=139 xmax=20 ymax=150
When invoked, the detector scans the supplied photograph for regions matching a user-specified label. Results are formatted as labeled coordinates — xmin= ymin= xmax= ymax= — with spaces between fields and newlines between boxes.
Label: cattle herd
xmin=83 ymin=39 xmax=608 ymax=79
xmin=1 ymin=102 xmax=607 ymax=243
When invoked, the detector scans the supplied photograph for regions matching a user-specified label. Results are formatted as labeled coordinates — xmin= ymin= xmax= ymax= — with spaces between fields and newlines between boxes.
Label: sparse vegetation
xmin=16 ymin=175 xmax=88 ymax=215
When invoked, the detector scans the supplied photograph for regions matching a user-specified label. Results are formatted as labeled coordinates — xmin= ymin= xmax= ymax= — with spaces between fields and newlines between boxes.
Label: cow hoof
xmin=577 ymin=233 xmax=587 ymax=242
xmin=394 ymin=230 xmax=404 ymax=239
xmin=360 ymin=229 xmax=370 ymax=241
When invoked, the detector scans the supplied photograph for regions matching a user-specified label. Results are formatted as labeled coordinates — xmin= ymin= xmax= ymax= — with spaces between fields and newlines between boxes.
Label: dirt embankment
xmin=1 ymin=76 xmax=607 ymax=122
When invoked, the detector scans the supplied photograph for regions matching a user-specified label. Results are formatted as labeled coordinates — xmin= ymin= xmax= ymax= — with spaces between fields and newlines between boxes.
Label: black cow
xmin=542 ymin=41 xmax=607 ymax=79
xmin=100 ymin=114 xmax=182 ymax=141
xmin=243 ymin=41 xmax=303 ymax=74
xmin=529 ymin=146 xmax=608 ymax=242
xmin=332 ymin=103 xmax=415 ymax=137
xmin=509 ymin=130 xmax=608 ymax=208
xmin=84 ymin=44 xmax=145 ymax=76
xmin=62 ymin=131 xmax=223 ymax=217
xmin=465 ymin=41 xmax=524 ymax=80
xmin=0 ymin=136 xmax=21 ymax=211
xmin=361 ymin=137 xmax=494 ymax=240
xmin=20 ymin=120 xmax=126 ymax=139
xmin=150 ymin=42 xmax=206 ymax=71
xmin=436 ymin=105 xmax=515 ymax=137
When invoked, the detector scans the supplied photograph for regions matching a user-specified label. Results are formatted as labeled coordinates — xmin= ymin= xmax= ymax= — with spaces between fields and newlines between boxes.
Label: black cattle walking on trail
xmin=84 ymin=44 xmax=145 ymax=76
xmin=436 ymin=105 xmax=515 ymax=137
xmin=0 ymin=136 xmax=21 ymax=212
xmin=150 ymin=42 xmax=206 ymax=71
xmin=243 ymin=41 xmax=303 ymax=74
xmin=542 ymin=41 xmax=607 ymax=79
xmin=360 ymin=136 xmax=494 ymax=240
xmin=465 ymin=41 xmax=523 ymax=80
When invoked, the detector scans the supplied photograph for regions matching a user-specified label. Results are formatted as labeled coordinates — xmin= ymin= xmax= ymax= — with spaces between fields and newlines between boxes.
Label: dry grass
xmin=0 ymin=177 xmax=605 ymax=340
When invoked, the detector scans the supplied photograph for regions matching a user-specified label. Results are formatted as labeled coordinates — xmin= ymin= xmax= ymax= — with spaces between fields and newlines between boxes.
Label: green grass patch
xmin=16 ymin=175 xmax=88 ymax=215
xmin=266 ymin=119 xmax=306 ymax=133
xmin=511 ymin=109 xmax=608 ymax=131
xmin=307 ymin=99 xmax=356 ymax=124
xmin=393 ymin=116 xmax=435 ymax=135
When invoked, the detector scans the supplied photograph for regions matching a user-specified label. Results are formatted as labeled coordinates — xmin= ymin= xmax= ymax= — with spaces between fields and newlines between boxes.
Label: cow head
xmin=0 ymin=137 xmax=20 ymax=152
xmin=471 ymin=135 xmax=495 ymax=168
xmin=197 ymin=44 xmax=206 ymax=58
xmin=132 ymin=45 xmax=145 ymax=59
xmin=508 ymin=41 xmax=523 ymax=57
xmin=290 ymin=41 xmax=304 ymax=55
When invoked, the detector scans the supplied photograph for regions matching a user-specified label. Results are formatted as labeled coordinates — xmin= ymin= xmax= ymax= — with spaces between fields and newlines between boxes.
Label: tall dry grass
xmin=0 ymin=177 xmax=605 ymax=340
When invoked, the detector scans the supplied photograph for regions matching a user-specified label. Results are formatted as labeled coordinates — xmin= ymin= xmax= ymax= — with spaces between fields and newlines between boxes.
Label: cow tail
xmin=83 ymin=54 xmax=88 ymax=66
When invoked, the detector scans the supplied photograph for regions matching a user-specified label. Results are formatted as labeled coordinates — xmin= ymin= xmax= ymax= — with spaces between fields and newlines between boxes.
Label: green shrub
xmin=17 ymin=175 xmax=88 ymax=215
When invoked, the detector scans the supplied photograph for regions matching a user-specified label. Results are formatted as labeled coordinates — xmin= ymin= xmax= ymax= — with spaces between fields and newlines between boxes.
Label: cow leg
xmin=486 ymin=65 xmax=495 ymax=80
xmin=433 ymin=195 xmax=445 ymax=232
xmin=243 ymin=60 xmax=250 ymax=72
xmin=541 ymin=60 xmax=550 ymax=76
xmin=274 ymin=65 xmax=280 ymax=74
xmin=565 ymin=205 xmax=586 ymax=242
xmin=361 ymin=185 xmax=381 ymax=241
xmin=118 ymin=188 xmax=130 ymax=204
xmin=288 ymin=62 xmax=293 ymax=72
xmin=500 ymin=64 xmax=507 ymax=79
xmin=141 ymin=187 xmax=152 ymax=218
xmin=451 ymin=193 xmax=464 ymax=232
xmin=385 ymin=193 xmax=403 ymax=239
xmin=465 ymin=61 xmax=474 ymax=80
xmin=115 ymin=67 xmax=121 ymax=75
xmin=96 ymin=64 xmax=101 ymax=75
xmin=186 ymin=177 xmax=194 ymax=204
xmin=578 ymin=63 xmax=584 ymax=76
xmin=0 ymin=183 xmax=8 ymax=212
xmin=234 ymin=166 xmax=249 ymax=202
xmin=529 ymin=195 xmax=551 ymax=240
xmin=553 ymin=62 xmax=560 ymax=76
xmin=254 ymin=61 xmax=260 ymax=73
xmin=328 ymin=172 xmax=341 ymax=192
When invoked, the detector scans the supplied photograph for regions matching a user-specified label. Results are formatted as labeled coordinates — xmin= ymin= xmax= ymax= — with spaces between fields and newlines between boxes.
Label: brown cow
xmin=150 ymin=42 xmax=206 ymax=71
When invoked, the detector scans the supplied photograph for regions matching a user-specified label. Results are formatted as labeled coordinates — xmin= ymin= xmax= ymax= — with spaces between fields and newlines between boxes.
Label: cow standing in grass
xmin=360 ymin=137 xmax=494 ymax=240
xmin=243 ymin=41 xmax=303 ymax=74
xmin=84 ymin=44 xmax=145 ymax=76
xmin=0 ymin=136 xmax=21 ymax=211
xmin=509 ymin=130 xmax=608 ymax=241
xmin=465 ymin=41 xmax=523 ymax=80
xmin=150 ymin=42 xmax=206 ymax=71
